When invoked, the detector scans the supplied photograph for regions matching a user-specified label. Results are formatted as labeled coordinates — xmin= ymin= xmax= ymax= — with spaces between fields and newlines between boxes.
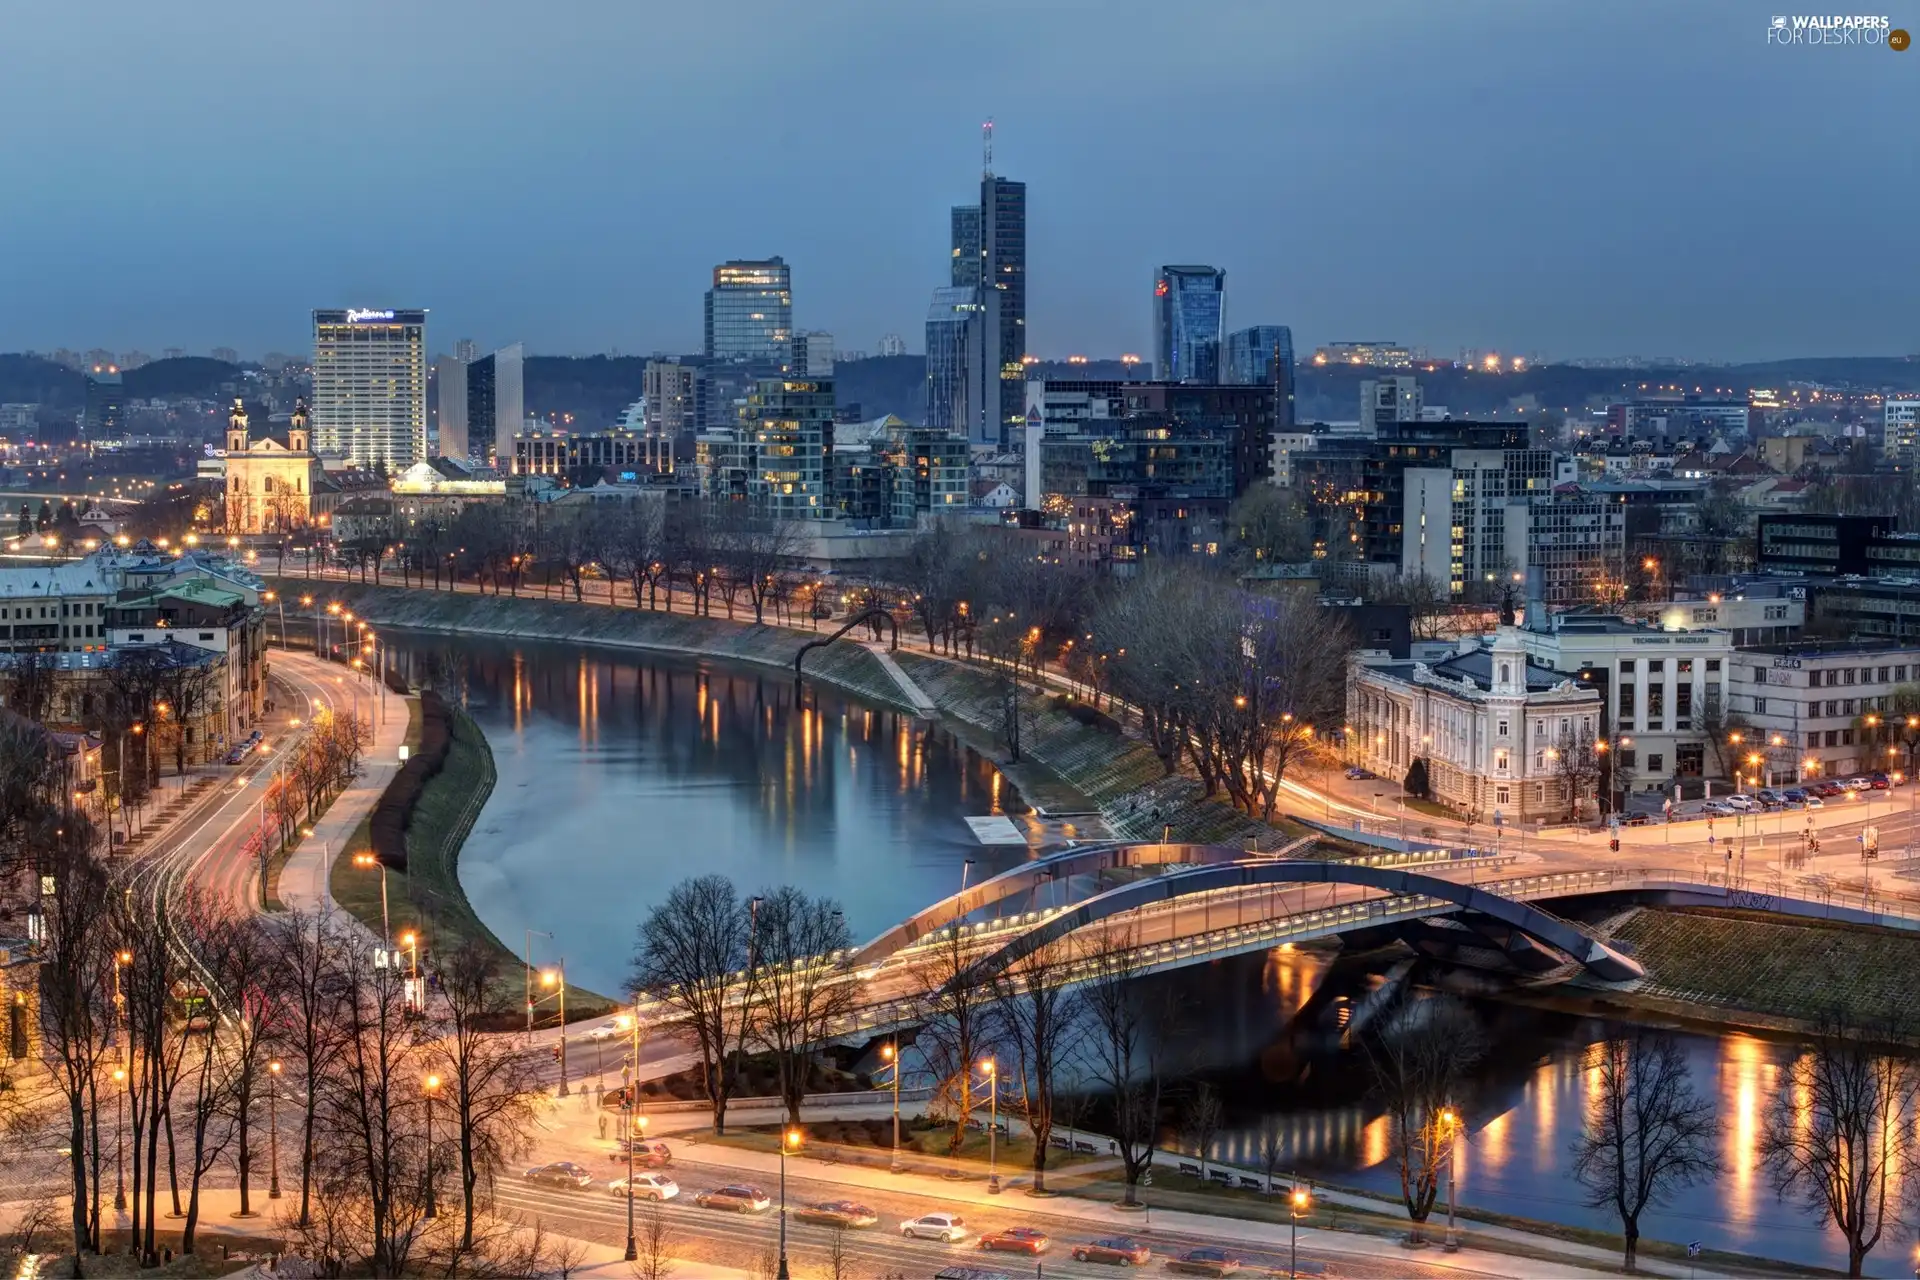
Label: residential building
xmin=1728 ymin=642 xmax=1920 ymax=781
xmin=643 ymin=359 xmax=702 ymax=458
xmin=1022 ymin=380 xmax=1130 ymax=437
xmin=1224 ymin=325 xmax=1295 ymax=427
xmin=1348 ymin=627 xmax=1604 ymax=822
xmin=210 ymin=347 xmax=239 ymax=365
xmin=797 ymin=331 xmax=834 ymax=376
xmin=1618 ymin=396 xmax=1750 ymax=442
xmin=830 ymin=418 xmax=968 ymax=526
xmin=312 ymin=308 xmax=428 ymax=472
xmin=1515 ymin=608 xmax=1733 ymax=787
xmin=704 ymin=258 xmax=793 ymax=366
xmin=1886 ymin=400 xmax=1920 ymax=468
xmin=435 ymin=342 xmax=522 ymax=465
xmin=82 ymin=367 xmax=124 ymax=439
xmin=1268 ymin=430 xmax=1317 ymax=488
xmin=700 ymin=377 xmax=836 ymax=520
xmin=0 ymin=561 xmax=115 ymax=652
xmin=223 ymin=398 xmax=321 ymax=534
xmin=925 ymin=287 xmax=987 ymax=438
xmin=1359 ymin=377 xmax=1423 ymax=434
xmin=1153 ymin=266 xmax=1225 ymax=384
xmin=1526 ymin=487 xmax=1627 ymax=604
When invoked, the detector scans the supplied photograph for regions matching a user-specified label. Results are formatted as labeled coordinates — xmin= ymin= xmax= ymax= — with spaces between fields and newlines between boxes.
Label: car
xmin=1071 ymin=1236 xmax=1153 ymax=1266
xmin=1813 ymin=782 xmax=1845 ymax=798
xmin=1621 ymin=812 xmax=1651 ymax=827
xmin=978 ymin=1227 xmax=1049 ymax=1255
xmin=608 ymin=1173 xmax=678 ymax=1201
xmin=793 ymin=1200 xmax=878 ymax=1229
xmin=247 ymin=729 xmax=264 ymax=743
xmin=1701 ymin=801 xmax=1735 ymax=816
xmin=223 ymin=746 xmax=248 ymax=765
xmin=1803 ymin=794 xmax=1826 ymax=808
xmin=1723 ymin=795 xmax=1757 ymax=812
xmin=1870 ymin=772 xmax=1893 ymax=790
xmin=694 ymin=1184 xmax=771 ymax=1214
xmin=1846 ymin=776 xmax=1875 ymax=792
xmin=1344 ymin=766 xmax=1374 ymax=780
xmin=901 ymin=1212 xmax=969 ymax=1243
xmin=1166 ymin=1247 xmax=1243 ymax=1276
xmin=523 ymin=1162 xmax=593 ymax=1190
xmin=587 ymin=1020 xmax=624 ymax=1041
xmin=1755 ymin=789 xmax=1785 ymax=808
xmin=609 ymin=1139 xmax=672 ymax=1167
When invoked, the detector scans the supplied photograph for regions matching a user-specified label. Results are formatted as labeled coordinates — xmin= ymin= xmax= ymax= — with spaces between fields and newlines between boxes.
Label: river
xmin=390 ymin=631 xmax=1874 ymax=1272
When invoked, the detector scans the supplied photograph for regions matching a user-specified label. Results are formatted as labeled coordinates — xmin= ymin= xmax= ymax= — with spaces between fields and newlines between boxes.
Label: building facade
xmin=704 ymin=258 xmax=793 ymax=366
xmin=312 ymin=308 xmax=428 ymax=472
xmin=1225 ymin=325 xmax=1295 ymax=427
xmin=436 ymin=342 xmax=523 ymax=464
xmin=1886 ymin=399 xmax=1920 ymax=467
xmin=1153 ymin=266 xmax=1225 ymax=384
xmin=1727 ymin=642 xmax=1920 ymax=782
xmin=925 ymin=286 xmax=986 ymax=438
xmin=1359 ymin=376 xmax=1423 ymax=434
xmin=223 ymin=398 xmax=321 ymax=534
xmin=949 ymin=176 xmax=1026 ymax=448
xmin=510 ymin=429 xmax=672 ymax=480
xmin=83 ymin=367 xmax=124 ymax=439
xmin=1348 ymin=629 xmax=1604 ymax=822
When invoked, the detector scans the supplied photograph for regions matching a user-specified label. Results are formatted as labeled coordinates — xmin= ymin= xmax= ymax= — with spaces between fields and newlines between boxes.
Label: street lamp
xmin=352 ymin=852 xmax=390 ymax=947
xmin=979 ymin=1057 xmax=1000 ymax=1193
xmin=268 ymin=1060 xmax=283 ymax=1199
xmin=622 ymin=1007 xmax=644 ymax=1262
xmin=1290 ymin=1183 xmax=1312 ymax=1279
xmin=424 ymin=1073 xmax=440 ymax=1219
xmin=778 ymin=1127 xmax=801 ymax=1279
xmin=113 ymin=1066 xmax=127 ymax=1212
xmin=880 ymin=1041 xmax=902 ymax=1173
xmin=401 ymin=930 xmax=420 ymax=1011
xmin=1440 ymin=1107 xmax=1461 ymax=1249
xmin=542 ymin=965 xmax=569 ymax=1095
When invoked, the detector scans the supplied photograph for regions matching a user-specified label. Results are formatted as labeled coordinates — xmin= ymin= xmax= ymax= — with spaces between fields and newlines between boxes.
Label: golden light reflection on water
xmin=1723 ymin=1033 xmax=1765 ymax=1222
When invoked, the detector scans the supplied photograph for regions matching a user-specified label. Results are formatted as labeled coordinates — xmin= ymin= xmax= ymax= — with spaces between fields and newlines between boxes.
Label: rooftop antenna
xmin=982 ymin=117 xmax=994 ymax=178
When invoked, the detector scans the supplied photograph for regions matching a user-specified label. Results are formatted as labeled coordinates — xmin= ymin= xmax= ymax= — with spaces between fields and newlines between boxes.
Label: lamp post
xmin=1290 ymin=1182 xmax=1311 ymax=1279
xmin=542 ymin=964 xmax=569 ymax=1096
xmin=880 ymin=1040 xmax=902 ymax=1174
xmin=400 ymin=930 xmax=420 ymax=1011
xmin=622 ymin=1008 xmax=641 ymax=1262
xmin=980 ymin=1057 xmax=1000 ymax=1193
xmin=778 ymin=1128 xmax=800 ymax=1279
xmin=268 ymin=1059 xmax=283 ymax=1199
xmin=352 ymin=852 xmax=390 ymax=948
xmin=524 ymin=928 xmax=553 ymax=1036
xmin=1440 ymin=1107 xmax=1460 ymax=1250
xmin=113 ymin=1066 xmax=127 ymax=1213
xmin=424 ymin=1074 xmax=440 ymax=1220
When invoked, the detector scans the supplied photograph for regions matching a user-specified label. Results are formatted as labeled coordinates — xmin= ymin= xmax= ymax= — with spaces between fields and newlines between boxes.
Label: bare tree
xmin=712 ymin=503 xmax=802 ymax=626
xmin=749 ymin=887 xmax=854 ymax=1126
xmin=270 ymin=907 xmax=346 ymax=1228
xmin=1362 ymin=997 xmax=1486 ymax=1237
xmin=1570 ymin=1030 xmax=1719 ymax=1272
xmin=1077 ymin=927 xmax=1161 ymax=1204
xmin=1760 ymin=1008 xmax=1919 ymax=1277
xmin=540 ymin=1232 xmax=594 ymax=1278
xmin=212 ymin=912 xmax=281 ymax=1218
xmin=37 ymin=830 xmax=113 ymax=1259
xmin=910 ymin=924 xmax=994 ymax=1158
xmin=1257 ymin=1112 xmax=1287 ymax=1195
xmin=1181 ymin=1082 xmax=1225 ymax=1183
xmin=986 ymin=938 xmax=1080 ymax=1194
xmin=628 ymin=1198 xmax=676 ymax=1280
xmin=820 ymin=1221 xmax=855 ymax=1280
xmin=1552 ymin=724 xmax=1605 ymax=822
xmin=631 ymin=876 xmax=752 ymax=1134
xmin=431 ymin=939 xmax=545 ymax=1253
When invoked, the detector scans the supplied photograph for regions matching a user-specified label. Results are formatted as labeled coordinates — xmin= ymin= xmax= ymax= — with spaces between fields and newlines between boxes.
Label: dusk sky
xmin=1 ymin=1 xmax=1913 ymax=363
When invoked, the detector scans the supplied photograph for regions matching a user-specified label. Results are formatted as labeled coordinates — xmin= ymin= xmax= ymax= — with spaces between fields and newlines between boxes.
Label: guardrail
xmin=633 ymin=1086 xmax=935 ymax=1116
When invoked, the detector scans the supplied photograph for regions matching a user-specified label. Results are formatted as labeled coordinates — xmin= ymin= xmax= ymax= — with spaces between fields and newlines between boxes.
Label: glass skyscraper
xmin=1153 ymin=266 xmax=1226 ymax=384
xmin=1225 ymin=325 xmax=1296 ymax=427
xmin=948 ymin=176 xmax=1025 ymax=447
xmin=742 ymin=376 xmax=835 ymax=520
xmin=925 ymin=286 xmax=985 ymax=437
xmin=313 ymin=308 xmax=428 ymax=471
xmin=704 ymin=257 xmax=793 ymax=366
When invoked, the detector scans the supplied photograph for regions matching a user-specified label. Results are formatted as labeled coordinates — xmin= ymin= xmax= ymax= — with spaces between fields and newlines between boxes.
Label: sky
xmin=0 ymin=1 xmax=1914 ymax=364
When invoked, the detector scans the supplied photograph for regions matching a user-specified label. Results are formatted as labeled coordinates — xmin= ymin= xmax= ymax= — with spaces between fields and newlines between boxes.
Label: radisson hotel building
xmin=312 ymin=308 xmax=428 ymax=471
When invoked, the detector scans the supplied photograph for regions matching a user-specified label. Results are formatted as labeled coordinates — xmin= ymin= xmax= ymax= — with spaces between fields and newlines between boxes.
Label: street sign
xmin=1687 ymin=1241 xmax=1702 ymax=1258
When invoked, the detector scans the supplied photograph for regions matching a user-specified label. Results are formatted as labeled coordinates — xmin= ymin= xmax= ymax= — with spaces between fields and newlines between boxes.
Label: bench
xmin=1238 ymin=1175 xmax=1265 ymax=1191
xmin=1049 ymin=1135 xmax=1072 ymax=1151
xmin=1207 ymin=1169 xmax=1232 ymax=1186
xmin=1177 ymin=1161 xmax=1201 ymax=1178
xmin=1073 ymin=1140 xmax=1098 ymax=1155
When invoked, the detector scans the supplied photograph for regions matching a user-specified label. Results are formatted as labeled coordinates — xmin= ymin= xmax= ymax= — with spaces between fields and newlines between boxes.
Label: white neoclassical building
xmin=1348 ymin=627 xmax=1604 ymax=823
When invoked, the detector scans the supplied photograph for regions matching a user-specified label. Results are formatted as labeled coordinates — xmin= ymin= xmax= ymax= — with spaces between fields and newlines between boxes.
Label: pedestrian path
xmin=865 ymin=640 xmax=939 ymax=714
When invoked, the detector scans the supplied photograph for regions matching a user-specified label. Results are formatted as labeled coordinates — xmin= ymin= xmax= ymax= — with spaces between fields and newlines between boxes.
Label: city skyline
xmin=0 ymin=2 xmax=1913 ymax=362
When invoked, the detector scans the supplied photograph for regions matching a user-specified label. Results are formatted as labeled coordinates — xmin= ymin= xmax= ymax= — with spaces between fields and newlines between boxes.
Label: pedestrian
xmin=598 ymin=1112 xmax=608 ymax=1140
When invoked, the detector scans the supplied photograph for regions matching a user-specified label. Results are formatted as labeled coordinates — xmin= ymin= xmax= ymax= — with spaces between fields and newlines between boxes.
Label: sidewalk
xmin=272 ymin=650 xmax=412 ymax=930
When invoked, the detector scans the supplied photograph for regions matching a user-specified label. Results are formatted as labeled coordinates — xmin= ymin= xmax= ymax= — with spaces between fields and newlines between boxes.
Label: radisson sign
xmin=346 ymin=309 xmax=396 ymax=323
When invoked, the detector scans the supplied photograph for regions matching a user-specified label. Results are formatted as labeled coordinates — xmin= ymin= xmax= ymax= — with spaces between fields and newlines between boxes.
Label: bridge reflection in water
xmin=1158 ymin=950 xmax=1874 ymax=1272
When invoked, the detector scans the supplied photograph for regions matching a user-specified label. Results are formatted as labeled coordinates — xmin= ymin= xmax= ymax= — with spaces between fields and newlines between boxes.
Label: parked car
xmin=608 ymin=1173 xmax=678 ymax=1201
xmin=979 ymin=1227 xmax=1050 ymax=1255
xmin=694 ymin=1184 xmax=771 ymax=1214
xmin=608 ymin=1139 xmax=672 ymax=1167
xmin=1781 ymin=788 xmax=1809 ymax=806
xmin=1846 ymin=776 xmax=1876 ymax=792
xmin=1723 ymin=795 xmax=1757 ymax=812
xmin=1813 ymin=781 xmax=1846 ymax=798
xmin=1869 ymin=772 xmax=1893 ymax=790
xmin=587 ymin=1020 xmax=624 ymax=1041
xmin=1804 ymin=794 xmax=1826 ymax=808
xmin=523 ymin=1162 xmax=593 ymax=1191
xmin=223 ymin=746 xmax=248 ymax=765
xmin=1071 ymin=1236 xmax=1153 ymax=1266
xmin=1701 ymin=801 xmax=1735 ymax=816
xmin=1167 ymin=1247 xmax=1244 ymax=1276
xmin=1755 ymin=789 xmax=1785 ymax=808
xmin=901 ymin=1212 xmax=969 ymax=1243
xmin=793 ymin=1200 xmax=878 ymax=1229
xmin=1620 ymin=812 xmax=1651 ymax=827
xmin=1344 ymin=766 xmax=1374 ymax=780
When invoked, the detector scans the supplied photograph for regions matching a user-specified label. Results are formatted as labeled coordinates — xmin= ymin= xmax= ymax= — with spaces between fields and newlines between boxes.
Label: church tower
xmin=288 ymin=398 xmax=311 ymax=454
xmin=226 ymin=398 xmax=249 ymax=453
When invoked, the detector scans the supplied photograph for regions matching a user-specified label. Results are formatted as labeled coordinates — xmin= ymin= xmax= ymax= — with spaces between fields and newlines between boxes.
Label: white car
xmin=587 ymin=1020 xmax=624 ymax=1042
xmin=1723 ymin=795 xmax=1757 ymax=812
xmin=901 ymin=1212 xmax=968 ymax=1243
xmin=609 ymin=1173 xmax=678 ymax=1201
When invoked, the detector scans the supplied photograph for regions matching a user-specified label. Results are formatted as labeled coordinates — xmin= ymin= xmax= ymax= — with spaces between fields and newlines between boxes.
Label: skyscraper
xmin=439 ymin=342 xmax=522 ymax=464
xmin=82 ymin=366 xmax=123 ymax=439
xmin=312 ymin=309 xmax=428 ymax=472
xmin=644 ymin=359 xmax=703 ymax=460
xmin=703 ymin=376 xmax=836 ymax=519
xmin=1225 ymin=325 xmax=1296 ymax=427
xmin=925 ymin=286 xmax=986 ymax=437
xmin=704 ymin=257 xmax=793 ymax=366
xmin=1153 ymin=266 xmax=1226 ymax=383
xmin=947 ymin=175 xmax=1025 ymax=447
xmin=798 ymin=331 xmax=835 ymax=376
xmin=950 ymin=205 xmax=982 ymax=287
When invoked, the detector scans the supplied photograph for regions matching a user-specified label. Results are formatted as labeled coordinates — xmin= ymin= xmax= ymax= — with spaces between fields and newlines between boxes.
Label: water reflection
xmin=383 ymin=634 xmax=1014 ymax=996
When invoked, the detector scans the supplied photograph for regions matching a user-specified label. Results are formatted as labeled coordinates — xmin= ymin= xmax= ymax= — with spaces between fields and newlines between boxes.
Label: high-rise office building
xmin=925 ymin=286 xmax=986 ymax=437
xmin=437 ymin=342 xmax=522 ymax=463
xmin=1225 ymin=325 xmax=1295 ymax=428
xmin=704 ymin=258 xmax=793 ymax=366
xmin=454 ymin=338 xmax=479 ymax=364
xmin=947 ymin=175 xmax=1025 ymax=447
xmin=1153 ymin=266 xmax=1226 ymax=383
xmin=82 ymin=366 xmax=124 ymax=439
xmin=950 ymin=205 xmax=982 ymax=287
xmin=798 ymin=331 xmax=835 ymax=376
xmin=312 ymin=309 xmax=428 ymax=471
xmin=644 ymin=359 xmax=703 ymax=459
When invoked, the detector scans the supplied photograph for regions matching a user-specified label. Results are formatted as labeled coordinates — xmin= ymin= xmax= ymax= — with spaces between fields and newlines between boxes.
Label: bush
xmin=1404 ymin=757 xmax=1431 ymax=799
xmin=369 ymin=690 xmax=454 ymax=872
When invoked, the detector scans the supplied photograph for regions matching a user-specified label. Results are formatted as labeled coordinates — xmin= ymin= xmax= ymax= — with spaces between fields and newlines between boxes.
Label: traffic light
xmin=1609 ymin=837 xmax=1620 ymax=853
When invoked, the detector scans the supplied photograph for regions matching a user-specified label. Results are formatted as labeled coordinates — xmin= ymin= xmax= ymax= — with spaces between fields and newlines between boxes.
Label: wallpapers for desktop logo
xmin=1765 ymin=14 xmax=1908 ymax=46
